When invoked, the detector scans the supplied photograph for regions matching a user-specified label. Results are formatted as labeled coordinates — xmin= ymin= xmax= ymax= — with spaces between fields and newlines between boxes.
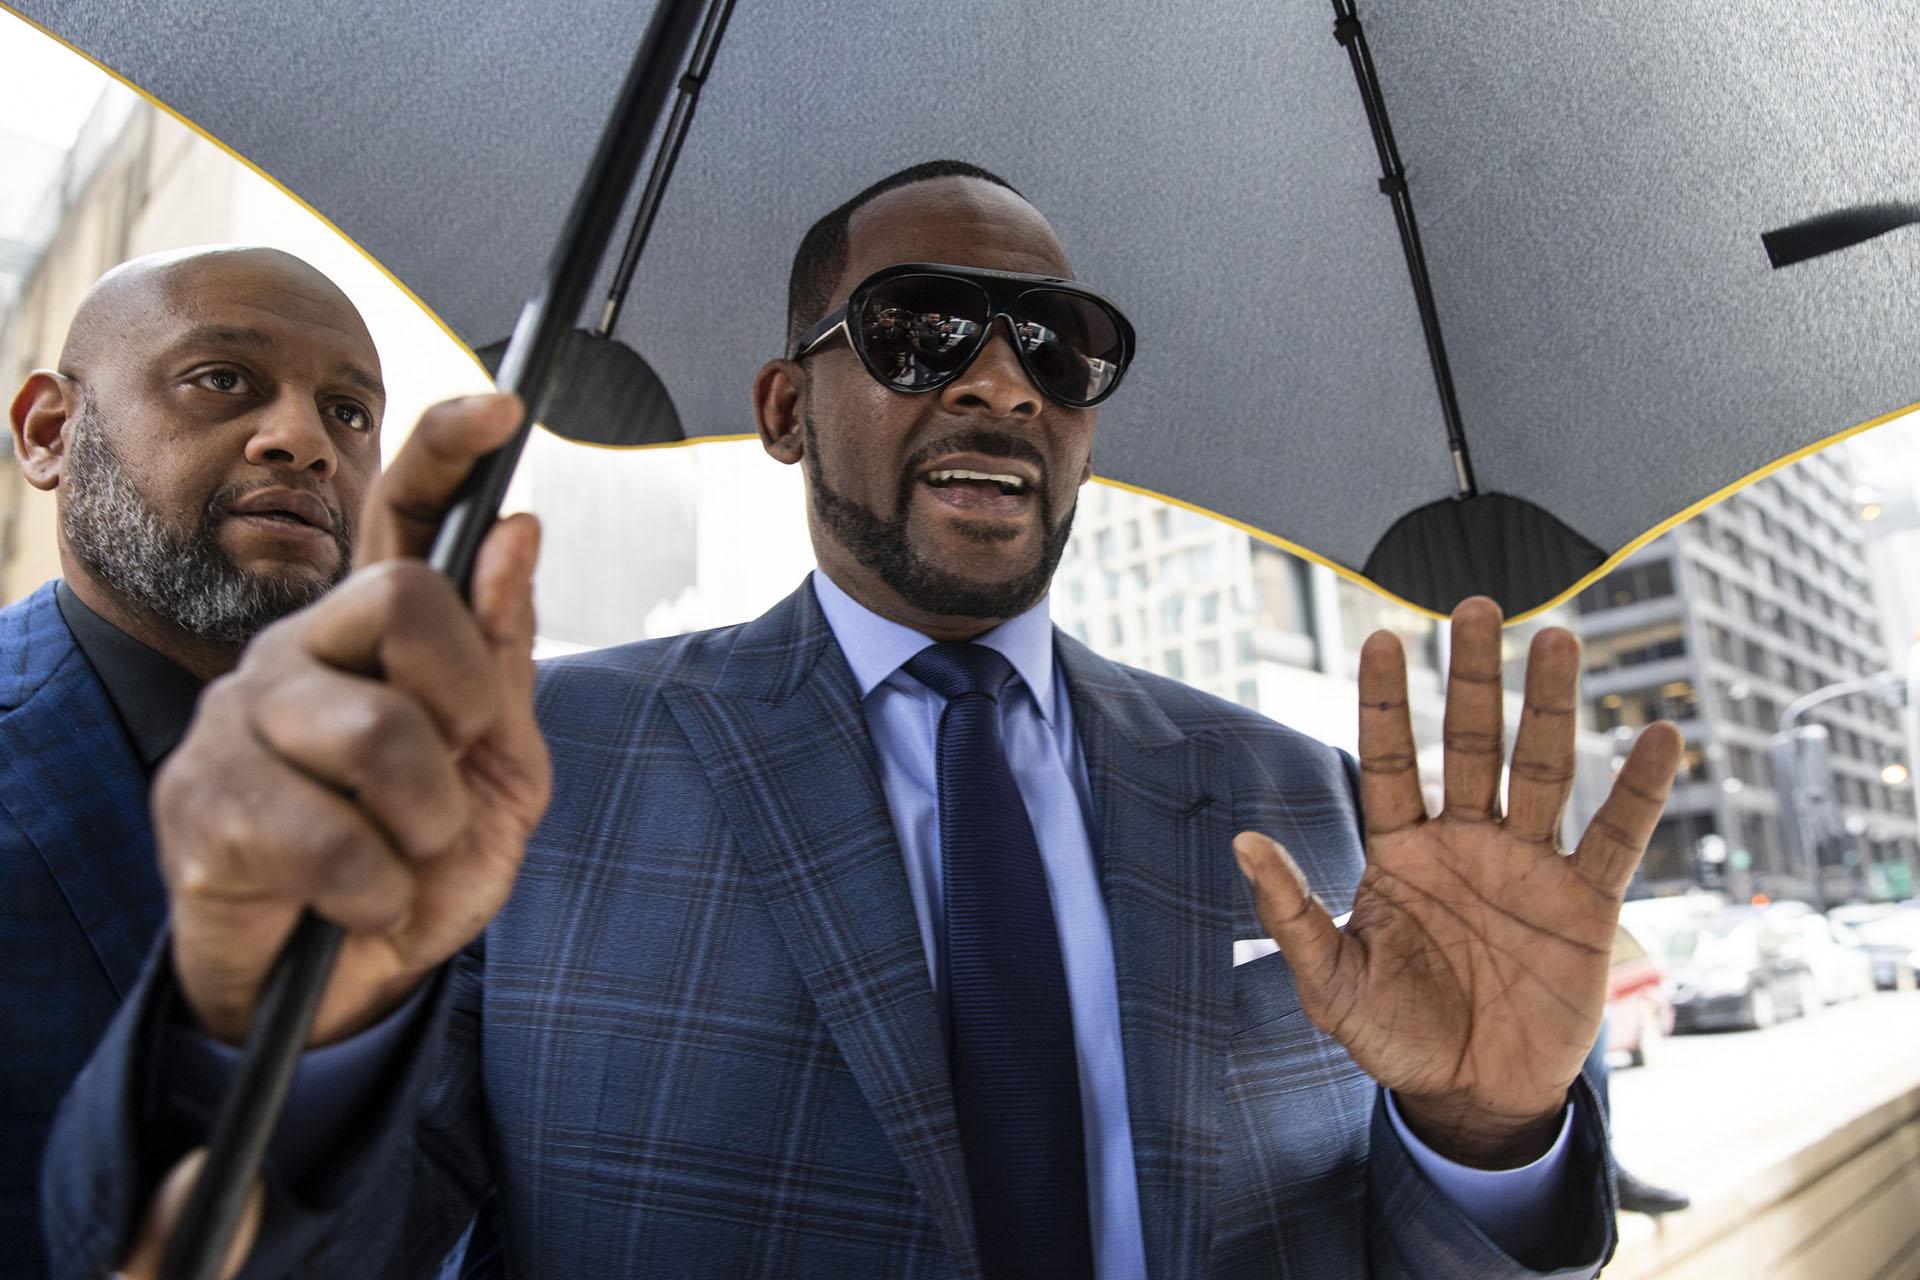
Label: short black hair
xmin=785 ymin=160 xmax=1021 ymax=352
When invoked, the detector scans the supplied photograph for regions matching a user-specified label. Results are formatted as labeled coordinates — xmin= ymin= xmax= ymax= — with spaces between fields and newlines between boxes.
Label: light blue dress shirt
xmin=184 ymin=570 xmax=1575 ymax=1273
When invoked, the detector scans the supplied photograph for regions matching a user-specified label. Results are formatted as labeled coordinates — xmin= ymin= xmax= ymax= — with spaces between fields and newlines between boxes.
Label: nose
xmin=243 ymin=390 xmax=337 ymax=478
xmin=938 ymin=317 xmax=1042 ymax=422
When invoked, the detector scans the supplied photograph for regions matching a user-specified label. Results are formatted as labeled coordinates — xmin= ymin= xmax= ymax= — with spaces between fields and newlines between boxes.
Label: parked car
xmin=1663 ymin=909 xmax=1819 ymax=1031
xmin=1843 ymin=908 xmax=1920 ymax=992
xmin=1606 ymin=924 xmax=1674 ymax=1067
xmin=1762 ymin=904 xmax=1877 ymax=1005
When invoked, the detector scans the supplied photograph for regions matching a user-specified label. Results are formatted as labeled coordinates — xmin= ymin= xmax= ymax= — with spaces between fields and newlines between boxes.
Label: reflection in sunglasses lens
xmin=1020 ymin=290 xmax=1125 ymax=403
xmin=861 ymin=278 xmax=987 ymax=388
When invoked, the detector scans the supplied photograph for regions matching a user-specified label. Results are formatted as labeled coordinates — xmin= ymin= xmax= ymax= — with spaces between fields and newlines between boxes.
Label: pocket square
xmin=1233 ymin=912 xmax=1351 ymax=966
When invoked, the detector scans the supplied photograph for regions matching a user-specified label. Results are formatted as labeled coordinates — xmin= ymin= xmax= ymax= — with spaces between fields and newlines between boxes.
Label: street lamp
xmin=1884 ymin=761 xmax=1911 ymax=788
xmin=1771 ymin=673 xmax=1909 ymax=910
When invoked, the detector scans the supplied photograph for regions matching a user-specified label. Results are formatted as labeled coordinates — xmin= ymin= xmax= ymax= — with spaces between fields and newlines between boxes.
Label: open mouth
xmin=924 ymin=468 xmax=1029 ymax=497
xmin=919 ymin=467 xmax=1036 ymax=517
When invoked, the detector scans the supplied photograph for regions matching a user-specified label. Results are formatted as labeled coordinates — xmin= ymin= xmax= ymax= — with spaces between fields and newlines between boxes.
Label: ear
xmin=10 ymin=371 xmax=77 ymax=491
xmin=753 ymin=358 xmax=805 ymax=466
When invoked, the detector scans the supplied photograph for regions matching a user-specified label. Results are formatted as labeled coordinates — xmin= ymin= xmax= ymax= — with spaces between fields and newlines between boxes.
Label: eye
xmin=327 ymin=401 xmax=374 ymax=432
xmin=192 ymin=367 xmax=252 ymax=395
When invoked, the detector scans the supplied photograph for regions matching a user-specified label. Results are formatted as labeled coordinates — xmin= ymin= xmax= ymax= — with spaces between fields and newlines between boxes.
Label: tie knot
xmin=905 ymin=642 xmax=1014 ymax=702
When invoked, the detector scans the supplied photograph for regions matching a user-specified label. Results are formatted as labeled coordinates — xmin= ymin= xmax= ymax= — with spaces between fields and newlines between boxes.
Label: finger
xmin=470 ymin=512 xmax=541 ymax=674
xmin=1356 ymin=630 xmax=1426 ymax=836
xmin=1504 ymin=628 xmax=1581 ymax=845
xmin=160 ymin=729 xmax=415 ymax=934
xmin=114 ymin=1148 xmax=261 ymax=1280
xmin=1571 ymin=721 xmax=1685 ymax=895
xmin=355 ymin=393 xmax=524 ymax=565
xmin=1441 ymin=597 xmax=1506 ymax=821
xmin=1233 ymin=831 xmax=1344 ymax=993
xmin=292 ymin=560 xmax=501 ymax=750
xmin=252 ymin=665 xmax=472 ymax=860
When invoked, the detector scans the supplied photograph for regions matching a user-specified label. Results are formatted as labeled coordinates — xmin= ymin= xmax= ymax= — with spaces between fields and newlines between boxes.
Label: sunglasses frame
xmin=790 ymin=262 xmax=1136 ymax=408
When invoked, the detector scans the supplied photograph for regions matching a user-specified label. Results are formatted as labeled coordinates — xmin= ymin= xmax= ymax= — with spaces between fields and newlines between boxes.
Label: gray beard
xmin=804 ymin=409 xmax=1075 ymax=620
xmin=61 ymin=403 xmax=351 ymax=646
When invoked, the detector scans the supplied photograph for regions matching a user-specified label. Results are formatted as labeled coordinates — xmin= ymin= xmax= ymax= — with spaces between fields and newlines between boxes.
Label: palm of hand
xmin=1322 ymin=818 xmax=1619 ymax=1119
xmin=1235 ymin=598 xmax=1682 ymax=1158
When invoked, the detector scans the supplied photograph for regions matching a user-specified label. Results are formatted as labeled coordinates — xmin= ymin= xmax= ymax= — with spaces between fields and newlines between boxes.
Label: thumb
xmin=1233 ymin=831 xmax=1345 ymax=995
xmin=114 ymin=1148 xmax=262 ymax=1280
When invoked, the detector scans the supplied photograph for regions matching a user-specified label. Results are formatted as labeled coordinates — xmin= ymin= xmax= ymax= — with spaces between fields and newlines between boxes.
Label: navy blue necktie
xmin=905 ymin=642 xmax=1094 ymax=1280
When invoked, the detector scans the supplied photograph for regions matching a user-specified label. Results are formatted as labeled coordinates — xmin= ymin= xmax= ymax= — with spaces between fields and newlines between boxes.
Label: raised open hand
xmin=1234 ymin=597 xmax=1683 ymax=1167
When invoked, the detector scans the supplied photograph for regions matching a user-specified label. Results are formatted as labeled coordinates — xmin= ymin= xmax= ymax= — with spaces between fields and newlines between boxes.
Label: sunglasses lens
xmin=856 ymin=276 xmax=989 ymax=390
xmin=1014 ymin=290 xmax=1128 ymax=404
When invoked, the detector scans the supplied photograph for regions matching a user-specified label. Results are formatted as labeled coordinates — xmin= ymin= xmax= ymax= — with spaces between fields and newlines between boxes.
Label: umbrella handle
xmin=157 ymin=2 xmax=715 ymax=1277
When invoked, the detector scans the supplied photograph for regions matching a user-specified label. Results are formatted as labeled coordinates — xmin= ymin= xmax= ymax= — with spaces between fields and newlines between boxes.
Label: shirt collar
xmin=54 ymin=580 xmax=205 ymax=772
xmin=809 ymin=569 xmax=1057 ymax=723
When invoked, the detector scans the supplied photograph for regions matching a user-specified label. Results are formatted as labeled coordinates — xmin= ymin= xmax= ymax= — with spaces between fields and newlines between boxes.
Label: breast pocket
xmin=1232 ymin=947 xmax=1305 ymax=1033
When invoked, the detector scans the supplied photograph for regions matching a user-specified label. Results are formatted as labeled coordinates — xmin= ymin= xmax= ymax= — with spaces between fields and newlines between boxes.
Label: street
xmin=1610 ymin=988 xmax=1920 ymax=1212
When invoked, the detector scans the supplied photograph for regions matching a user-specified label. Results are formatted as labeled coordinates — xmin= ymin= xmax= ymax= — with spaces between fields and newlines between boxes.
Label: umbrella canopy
xmin=19 ymin=0 xmax=1918 ymax=615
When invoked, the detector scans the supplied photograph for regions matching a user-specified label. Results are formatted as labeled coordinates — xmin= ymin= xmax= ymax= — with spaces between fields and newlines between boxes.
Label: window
xmin=1577 ymin=559 xmax=1678 ymax=613
xmin=1159 ymin=595 xmax=1184 ymax=636
xmin=1199 ymin=592 xmax=1221 ymax=625
xmin=1236 ymin=680 xmax=1259 ymax=710
xmin=1163 ymin=648 xmax=1185 ymax=680
xmin=1095 ymin=529 xmax=1115 ymax=560
xmin=1108 ymin=615 xmax=1124 ymax=646
xmin=1198 ymin=638 xmax=1222 ymax=677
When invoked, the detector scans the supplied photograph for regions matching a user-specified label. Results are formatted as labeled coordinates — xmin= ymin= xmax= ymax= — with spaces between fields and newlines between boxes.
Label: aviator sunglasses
xmin=791 ymin=263 xmax=1136 ymax=408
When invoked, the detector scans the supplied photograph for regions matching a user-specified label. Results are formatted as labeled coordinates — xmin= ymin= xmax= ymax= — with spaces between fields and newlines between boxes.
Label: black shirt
xmin=53 ymin=581 xmax=204 ymax=774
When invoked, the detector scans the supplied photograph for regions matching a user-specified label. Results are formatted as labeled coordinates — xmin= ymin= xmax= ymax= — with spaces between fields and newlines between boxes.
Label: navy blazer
xmin=44 ymin=582 xmax=1613 ymax=1278
xmin=0 ymin=583 xmax=167 ymax=1278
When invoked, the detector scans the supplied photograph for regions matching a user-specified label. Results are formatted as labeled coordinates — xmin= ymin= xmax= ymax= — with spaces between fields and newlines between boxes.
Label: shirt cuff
xmin=164 ymin=980 xmax=434 ymax=1178
xmin=1383 ymin=1090 xmax=1575 ymax=1259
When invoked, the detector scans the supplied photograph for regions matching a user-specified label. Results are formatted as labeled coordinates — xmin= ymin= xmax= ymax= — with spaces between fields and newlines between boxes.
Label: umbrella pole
xmin=158 ymin=2 xmax=714 ymax=1276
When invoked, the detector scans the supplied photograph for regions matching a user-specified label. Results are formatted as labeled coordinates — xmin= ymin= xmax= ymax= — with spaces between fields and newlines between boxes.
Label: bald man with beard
xmin=0 ymin=246 xmax=383 ymax=1277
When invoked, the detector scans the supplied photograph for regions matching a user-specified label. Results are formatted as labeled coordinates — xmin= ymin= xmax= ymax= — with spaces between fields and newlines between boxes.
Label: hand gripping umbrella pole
xmin=158 ymin=1 xmax=720 ymax=1275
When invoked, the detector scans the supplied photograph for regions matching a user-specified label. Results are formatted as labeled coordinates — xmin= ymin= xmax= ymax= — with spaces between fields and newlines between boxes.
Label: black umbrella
xmin=14 ymin=0 xmax=1918 ymax=617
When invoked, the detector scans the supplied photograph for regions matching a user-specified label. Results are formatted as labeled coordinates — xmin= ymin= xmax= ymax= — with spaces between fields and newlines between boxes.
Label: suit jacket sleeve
xmin=40 ymin=935 xmax=491 ymax=1279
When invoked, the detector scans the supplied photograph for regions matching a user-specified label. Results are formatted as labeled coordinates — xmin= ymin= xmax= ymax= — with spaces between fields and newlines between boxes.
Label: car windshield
xmin=1665 ymin=923 xmax=1759 ymax=969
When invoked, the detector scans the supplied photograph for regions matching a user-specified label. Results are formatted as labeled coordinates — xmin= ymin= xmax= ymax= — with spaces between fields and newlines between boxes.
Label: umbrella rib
xmin=1331 ymin=1 xmax=1478 ymax=499
xmin=596 ymin=0 xmax=745 ymax=337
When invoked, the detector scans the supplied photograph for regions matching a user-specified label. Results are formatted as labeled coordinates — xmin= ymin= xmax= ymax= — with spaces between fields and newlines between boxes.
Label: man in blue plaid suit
xmin=52 ymin=167 xmax=1683 ymax=1278
xmin=1 ymin=247 xmax=383 ymax=1277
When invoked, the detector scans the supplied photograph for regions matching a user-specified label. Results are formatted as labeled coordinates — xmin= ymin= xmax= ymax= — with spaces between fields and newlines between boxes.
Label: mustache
xmin=902 ymin=427 xmax=1047 ymax=479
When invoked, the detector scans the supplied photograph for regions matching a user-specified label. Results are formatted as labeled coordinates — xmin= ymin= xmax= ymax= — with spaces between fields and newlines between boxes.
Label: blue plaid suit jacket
xmin=44 ymin=581 xmax=1612 ymax=1278
xmin=0 ymin=583 xmax=166 ymax=1278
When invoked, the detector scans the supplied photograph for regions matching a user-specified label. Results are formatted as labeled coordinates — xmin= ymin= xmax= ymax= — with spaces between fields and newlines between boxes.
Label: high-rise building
xmin=1051 ymin=486 xmax=1618 ymax=851
xmin=1572 ymin=448 xmax=1919 ymax=900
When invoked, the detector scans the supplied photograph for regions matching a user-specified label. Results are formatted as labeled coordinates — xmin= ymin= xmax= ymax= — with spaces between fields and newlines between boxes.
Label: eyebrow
xmin=176 ymin=323 xmax=277 ymax=351
xmin=170 ymin=324 xmax=385 ymax=400
xmin=331 ymin=362 xmax=386 ymax=400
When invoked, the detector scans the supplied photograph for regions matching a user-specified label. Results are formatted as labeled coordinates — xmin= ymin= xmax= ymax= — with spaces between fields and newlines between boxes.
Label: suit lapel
xmin=0 ymin=584 xmax=162 ymax=998
xmin=662 ymin=586 xmax=981 ymax=1277
xmin=1060 ymin=636 xmax=1234 ymax=1280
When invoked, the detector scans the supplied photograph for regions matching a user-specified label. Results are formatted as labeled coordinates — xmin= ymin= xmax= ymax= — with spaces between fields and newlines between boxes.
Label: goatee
xmin=803 ymin=410 xmax=1075 ymax=620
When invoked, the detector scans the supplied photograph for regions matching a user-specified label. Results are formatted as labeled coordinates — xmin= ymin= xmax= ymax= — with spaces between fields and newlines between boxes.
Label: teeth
xmin=926 ymin=469 xmax=1027 ymax=495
